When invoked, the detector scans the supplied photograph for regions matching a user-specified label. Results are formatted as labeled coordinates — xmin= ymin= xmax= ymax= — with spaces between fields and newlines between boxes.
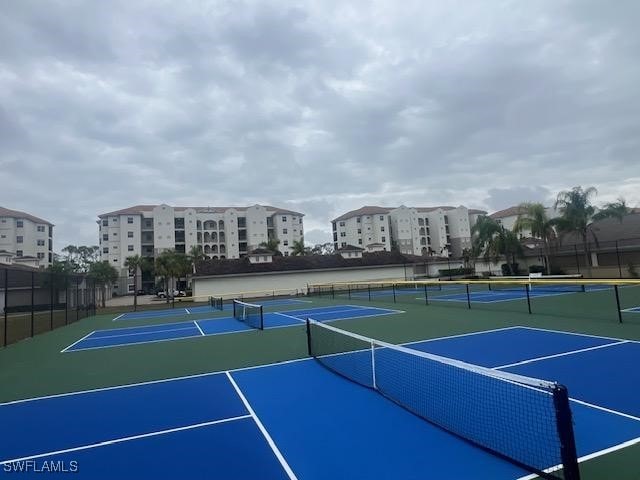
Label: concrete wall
xmin=193 ymin=264 xmax=409 ymax=299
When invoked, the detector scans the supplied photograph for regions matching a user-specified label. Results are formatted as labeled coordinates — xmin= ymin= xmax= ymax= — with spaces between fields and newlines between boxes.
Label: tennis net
xmin=306 ymin=319 xmax=580 ymax=480
xmin=209 ymin=296 xmax=223 ymax=311
xmin=489 ymin=274 xmax=585 ymax=293
xmin=232 ymin=299 xmax=264 ymax=330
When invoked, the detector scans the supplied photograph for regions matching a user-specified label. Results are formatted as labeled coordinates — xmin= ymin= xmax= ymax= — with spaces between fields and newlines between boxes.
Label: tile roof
xmin=99 ymin=204 xmax=304 ymax=217
xmin=489 ymin=206 xmax=527 ymax=219
xmin=0 ymin=207 xmax=53 ymax=225
xmin=333 ymin=206 xmax=393 ymax=222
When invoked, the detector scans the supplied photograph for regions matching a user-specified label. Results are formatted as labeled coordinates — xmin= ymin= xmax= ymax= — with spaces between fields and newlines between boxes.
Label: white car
xmin=156 ymin=290 xmax=185 ymax=298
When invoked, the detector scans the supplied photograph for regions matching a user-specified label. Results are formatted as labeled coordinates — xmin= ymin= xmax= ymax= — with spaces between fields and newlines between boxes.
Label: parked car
xmin=156 ymin=290 xmax=186 ymax=298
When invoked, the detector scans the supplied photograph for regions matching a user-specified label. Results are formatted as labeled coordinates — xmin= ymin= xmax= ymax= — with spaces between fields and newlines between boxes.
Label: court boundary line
xmin=62 ymin=332 xmax=206 ymax=353
xmin=103 ymin=319 xmax=214 ymax=332
xmin=226 ymin=372 xmax=298 ymax=480
xmin=493 ymin=341 xmax=631 ymax=370
xmin=0 ymin=415 xmax=252 ymax=465
xmin=7 ymin=326 xmax=526 ymax=405
xmin=516 ymin=325 xmax=637 ymax=344
xmin=89 ymin=325 xmax=198 ymax=340
xmin=60 ymin=331 xmax=96 ymax=353
xmin=620 ymin=306 xmax=640 ymax=313
xmin=112 ymin=314 xmax=124 ymax=321
xmin=516 ymin=436 xmax=640 ymax=480
xmin=185 ymin=308 xmax=191 ymax=315
xmin=194 ymin=321 xmax=205 ymax=336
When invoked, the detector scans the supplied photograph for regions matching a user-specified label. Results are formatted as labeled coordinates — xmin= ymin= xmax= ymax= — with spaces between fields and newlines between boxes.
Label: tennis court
xmin=113 ymin=298 xmax=309 ymax=321
xmin=2 ymin=326 xmax=638 ymax=479
xmin=62 ymin=305 xmax=402 ymax=352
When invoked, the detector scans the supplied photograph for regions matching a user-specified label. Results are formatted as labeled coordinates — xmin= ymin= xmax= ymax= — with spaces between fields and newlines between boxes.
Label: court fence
xmin=309 ymin=278 xmax=640 ymax=325
xmin=0 ymin=266 xmax=97 ymax=347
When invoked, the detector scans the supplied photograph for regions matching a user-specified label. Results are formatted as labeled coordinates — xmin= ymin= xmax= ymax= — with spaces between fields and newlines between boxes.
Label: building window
xmin=283 ymin=228 xmax=288 ymax=234
xmin=113 ymin=258 xmax=118 ymax=263
xmin=357 ymin=217 xmax=361 ymax=223
xmin=0 ymin=235 xmax=4 ymax=238
xmin=382 ymin=236 xmax=386 ymax=242
xmin=103 ymin=234 xmax=108 ymax=241
xmin=340 ymin=232 xmax=346 ymax=237
xmin=357 ymin=229 xmax=361 ymax=234
xmin=112 ymin=217 xmax=118 ymax=222
xmin=128 ymin=284 xmax=135 ymax=292
xmin=358 ymin=239 xmax=362 ymax=244
xmin=102 ymin=219 xmax=108 ymax=226
xmin=113 ymin=246 xmax=118 ymax=250
xmin=282 ymin=216 xmax=287 ymax=222
xmin=283 ymin=240 xmax=289 ymax=246
xmin=37 ymin=252 xmax=45 ymax=259
xmin=339 ymin=221 xmax=345 ymax=227
xmin=341 ymin=242 xmax=347 ymax=247
xmin=379 ymin=215 xmax=384 ymax=220
xmin=16 ymin=236 xmax=23 ymax=243
xmin=16 ymin=250 xmax=23 ymax=256
xmin=128 ymin=245 xmax=134 ymax=251
xmin=37 ymin=225 xmax=45 ymax=232
xmin=103 ymin=247 xmax=109 ymax=253
xmin=126 ymin=217 xmax=133 ymax=224
xmin=37 ymin=240 xmax=45 ymax=246
xmin=128 ymin=231 xmax=134 ymax=238
xmin=16 ymin=220 xmax=23 ymax=228
xmin=284 ymin=251 xmax=289 ymax=256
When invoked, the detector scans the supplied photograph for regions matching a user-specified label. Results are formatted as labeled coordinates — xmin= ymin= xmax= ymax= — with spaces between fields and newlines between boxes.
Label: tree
xmin=554 ymin=187 xmax=631 ymax=274
xmin=259 ymin=238 xmax=282 ymax=255
xmin=188 ymin=245 xmax=206 ymax=274
xmin=513 ymin=202 xmax=557 ymax=274
xmin=471 ymin=215 xmax=523 ymax=274
xmin=124 ymin=255 xmax=146 ymax=311
xmin=311 ymin=243 xmax=334 ymax=255
xmin=88 ymin=261 xmax=119 ymax=308
xmin=155 ymin=250 xmax=176 ymax=302
xmin=290 ymin=239 xmax=308 ymax=256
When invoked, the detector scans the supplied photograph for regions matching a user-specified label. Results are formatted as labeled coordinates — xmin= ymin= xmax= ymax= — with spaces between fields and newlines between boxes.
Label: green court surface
xmin=2 ymin=292 xmax=640 ymax=479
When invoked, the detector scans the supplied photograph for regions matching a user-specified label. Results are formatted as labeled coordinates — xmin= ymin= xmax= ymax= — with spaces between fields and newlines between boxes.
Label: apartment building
xmin=97 ymin=204 xmax=304 ymax=291
xmin=489 ymin=206 xmax=558 ymax=238
xmin=0 ymin=207 xmax=54 ymax=267
xmin=333 ymin=206 xmax=486 ymax=257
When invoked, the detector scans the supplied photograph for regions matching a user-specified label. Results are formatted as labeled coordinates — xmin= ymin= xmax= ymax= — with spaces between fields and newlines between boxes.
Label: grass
xmin=1 ymin=291 xmax=639 ymax=479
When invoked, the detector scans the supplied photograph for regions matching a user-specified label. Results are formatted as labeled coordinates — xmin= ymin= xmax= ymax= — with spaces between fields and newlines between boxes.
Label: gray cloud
xmin=0 ymin=0 xmax=639 ymax=250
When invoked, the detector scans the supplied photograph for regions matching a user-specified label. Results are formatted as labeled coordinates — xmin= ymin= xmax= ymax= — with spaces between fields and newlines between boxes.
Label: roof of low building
xmin=194 ymin=251 xmax=425 ymax=277
xmin=248 ymin=248 xmax=275 ymax=255
xmin=0 ymin=207 xmax=53 ymax=226
xmin=336 ymin=245 xmax=364 ymax=252
xmin=489 ymin=206 xmax=527 ymax=219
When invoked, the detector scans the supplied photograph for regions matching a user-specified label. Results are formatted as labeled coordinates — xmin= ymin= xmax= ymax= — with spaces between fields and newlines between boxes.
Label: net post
xmin=259 ymin=305 xmax=264 ymax=330
xmin=424 ymin=283 xmax=429 ymax=305
xmin=615 ymin=241 xmax=622 ymax=278
xmin=392 ymin=283 xmax=396 ymax=303
xmin=553 ymin=384 xmax=581 ymax=480
xmin=370 ymin=340 xmax=377 ymax=390
xmin=233 ymin=299 xmax=237 ymax=319
xmin=525 ymin=283 xmax=532 ymax=314
xmin=305 ymin=318 xmax=312 ymax=356
xmin=465 ymin=283 xmax=471 ymax=309
xmin=614 ymin=285 xmax=623 ymax=324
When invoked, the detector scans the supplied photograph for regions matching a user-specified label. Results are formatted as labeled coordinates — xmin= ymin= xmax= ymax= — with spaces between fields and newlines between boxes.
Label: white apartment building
xmin=332 ymin=206 xmax=486 ymax=258
xmin=97 ymin=204 xmax=304 ymax=292
xmin=489 ymin=206 xmax=558 ymax=238
xmin=0 ymin=207 xmax=54 ymax=267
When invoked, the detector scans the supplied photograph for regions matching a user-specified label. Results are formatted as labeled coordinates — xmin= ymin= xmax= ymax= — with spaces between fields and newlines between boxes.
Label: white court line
xmin=494 ymin=341 xmax=631 ymax=370
xmin=11 ymin=326 xmax=524 ymax=405
xmin=80 ymin=326 xmax=198 ymax=340
xmin=185 ymin=308 xmax=191 ymax=315
xmin=60 ymin=331 xmax=96 ymax=353
xmin=516 ymin=325 xmax=638 ymax=344
xmin=62 ymin=333 xmax=205 ymax=354
xmin=620 ymin=306 xmax=640 ymax=313
xmin=226 ymin=372 xmax=298 ymax=480
xmin=112 ymin=314 xmax=124 ymax=322
xmin=273 ymin=312 xmax=305 ymax=323
xmin=516 ymin=436 xmax=640 ymax=480
xmin=0 ymin=415 xmax=252 ymax=465
xmin=194 ymin=321 xmax=205 ymax=336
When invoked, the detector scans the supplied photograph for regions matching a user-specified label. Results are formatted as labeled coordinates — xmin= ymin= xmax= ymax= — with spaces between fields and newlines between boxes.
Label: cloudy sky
xmin=1 ymin=0 xmax=639 ymax=249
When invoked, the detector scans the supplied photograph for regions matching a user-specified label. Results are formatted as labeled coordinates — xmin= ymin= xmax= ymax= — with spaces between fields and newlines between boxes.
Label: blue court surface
xmin=427 ymin=285 xmax=612 ymax=304
xmin=113 ymin=298 xmax=310 ymax=321
xmin=3 ymin=326 xmax=639 ymax=479
xmin=63 ymin=305 xmax=402 ymax=352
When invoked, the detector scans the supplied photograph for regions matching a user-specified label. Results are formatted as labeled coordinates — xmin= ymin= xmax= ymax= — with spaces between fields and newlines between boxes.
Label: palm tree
xmin=88 ymin=261 xmax=119 ymax=308
xmin=188 ymin=245 xmax=206 ymax=274
xmin=290 ymin=239 xmax=307 ymax=256
xmin=259 ymin=238 xmax=281 ymax=255
xmin=471 ymin=215 xmax=523 ymax=274
xmin=513 ymin=203 xmax=556 ymax=274
xmin=554 ymin=187 xmax=631 ymax=274
xmin=124 ymin=255 xmax=146 ymax=311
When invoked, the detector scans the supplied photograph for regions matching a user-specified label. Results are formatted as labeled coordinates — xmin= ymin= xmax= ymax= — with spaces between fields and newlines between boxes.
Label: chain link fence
xmin=1 ymin=266 xmax=96 ymax=347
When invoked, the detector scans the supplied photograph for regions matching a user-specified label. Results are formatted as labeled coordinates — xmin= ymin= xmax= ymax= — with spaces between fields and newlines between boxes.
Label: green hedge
xmin=438 ymin=267 xmax=475 ymax=277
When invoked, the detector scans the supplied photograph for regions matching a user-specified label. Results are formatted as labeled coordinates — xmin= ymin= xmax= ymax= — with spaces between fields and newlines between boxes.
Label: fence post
xmin=30 ymin=271 xmax=35 ymax=337
xmin=424 ymin=283 xmax=429 ymax=306
xmin=76 ymin=278 xmax=79 ymax=322
xmin=392 ymin=284 xmax=396 ymax=303
xmin=525 ymin=284 xmax=532 ymax=314
xmin=615 ymin=241 xmax=622 ymax=278
xmin=3 ymin=268 xmax=7 ymax=347
xmin=65 ymin=279 xmax=69 ymax=325
xmin=50 ymin=272 xmax=54 ymax=331
xmin=465 ymin=283 xmax=471 ymax=309
xmin=574 ymin=245 xmax=580 ymax=274
xmin=368 ymin=284 xmax=371 ymax=302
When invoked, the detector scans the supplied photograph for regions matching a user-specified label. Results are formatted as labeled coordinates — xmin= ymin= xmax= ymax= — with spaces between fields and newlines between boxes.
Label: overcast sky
xmin=1 ymin=0 xmax=639 ymax=249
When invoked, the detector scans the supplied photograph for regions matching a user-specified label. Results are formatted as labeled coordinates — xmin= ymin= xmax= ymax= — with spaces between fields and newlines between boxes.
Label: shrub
xmin=529 ymin=265 xmax=545 ymax=274
xmin=438 ymin=267 xmax=475 ymax=277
